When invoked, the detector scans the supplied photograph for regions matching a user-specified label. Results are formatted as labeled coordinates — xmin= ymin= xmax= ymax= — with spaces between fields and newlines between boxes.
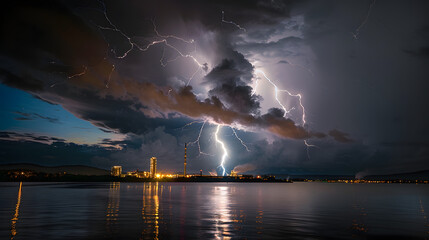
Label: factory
xmin=110 ymin=143 xmax=263 ymax=180
xmin=110 ymin=143 xmax=197 ymax=179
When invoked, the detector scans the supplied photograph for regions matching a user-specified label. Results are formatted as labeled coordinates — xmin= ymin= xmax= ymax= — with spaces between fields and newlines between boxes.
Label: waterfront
xmin=1 ymin=182 xmax=428 ymax=239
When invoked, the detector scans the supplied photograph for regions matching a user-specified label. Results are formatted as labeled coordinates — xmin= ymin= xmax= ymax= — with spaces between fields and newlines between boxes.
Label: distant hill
xmin=362 ymin=170 xmax=429 ymax=181
xmin=0 ymin=163 xmax=109 ymax=176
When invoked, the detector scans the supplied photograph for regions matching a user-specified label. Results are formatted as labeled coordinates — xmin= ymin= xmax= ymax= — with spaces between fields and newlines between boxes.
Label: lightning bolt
xmin=230 ymin=127 xmax=250 ymax=152
xmin=95 ymin=5 xmax=317 ymax=172
xmin=152 ymin=21 xmax=194 ymax=44
xmin=159 ymin=47 xmax=166 ymax=67
xmin=189 ymin=121 xmax=213 ymax=156
xmin=186 ymin=65 xmax=201 ymax=86
xmin=278 ymin=90 xmax=306 ymax=126
xmin=254 ymin=70 xmax=318 ymax=160
xmin=304 ymin=140 xmax=319 ymax=160
xmin=221 ymin=11 xmax=246 ymax=32
xmin=105 ymin=64 xmax=115 ymax=88
xmin=97 ymin=0 xmax=142 ymax=59
xmin=215 ymin=125 xmax=228 ymax=176
xmin=68 ymin=65 xmax=88 ymax=79
xmin=255 ymin=69 xmax=304 ymax=123
xmin=50 ymin=65 xmax=88 ymax=88
xmin=251 ymin=75 xmax=259 ymax=95
xmin=352 ymin=0 xmax=376 ymax=40
xmin=181 ymin=120 xmax=203 ymax=130
xmin=97 ymin=1 xmax=205 ymax=82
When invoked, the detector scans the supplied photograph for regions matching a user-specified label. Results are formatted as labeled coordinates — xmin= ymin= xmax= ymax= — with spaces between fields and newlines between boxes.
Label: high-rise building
xmin=150 ymin=157 xmax=157 ymax=178
xmin=184 ymin=143 xmax=187 ymax=177
xmin=111 ymin=166 xmax=122 ymax=177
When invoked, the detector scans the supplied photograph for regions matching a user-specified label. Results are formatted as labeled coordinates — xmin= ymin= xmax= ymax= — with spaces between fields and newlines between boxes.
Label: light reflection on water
xmin=141 ymin=182 xmax=160 ymax=240
xmin=106 ymin=182 xmax=120 ymax=234
xmin=10 ymin=182 xmax=22 ymax=240
xmin=0 ymin=182 xmax=428 ymax=239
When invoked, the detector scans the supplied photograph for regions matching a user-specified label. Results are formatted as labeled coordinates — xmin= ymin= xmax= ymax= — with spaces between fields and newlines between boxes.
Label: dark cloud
xmin=206 ymin=56 xmax=261 ymax=115
xmin=33 ymin=113 xmax=59 ymax=123
xmin=237 ymin=36 xmax=303 ymax=58
xmin=0 ymin=0 xmax=324 ymax=141
xmin=2 ymin=0 xmax=428 ymax=175
xmin=205 ymin=54 xmax=253 ymax=86
xmin=14 ymin=117 xmax=32 ymax=121
xmin=13 ymin=111 xmax=31 ymax=117
xmin=329 ymin=130 xmax=353 ymax=143
xmin=0 ymin=138 xmax=115 ymax=168
xmin=0 ymin=69 xmax=45 ymax=92
xmin=0 ymin=0 xmax=108 ymax=68
xmin=0 ymin=131 xmax=65 ymax=144
xmin=13 ymin=111 xmax=60 ymax=123
xmin=209 ymin=84 xmax=261 ymax=115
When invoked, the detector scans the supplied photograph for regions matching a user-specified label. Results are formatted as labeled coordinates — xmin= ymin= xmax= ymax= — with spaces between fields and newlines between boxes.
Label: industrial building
xmin=150 ymin=157 xmax=157 ymax=178
xmin=111 ymin=166 xmax=122 ymax=177
xmin=126 ymin=170 xmax=150 ymax=178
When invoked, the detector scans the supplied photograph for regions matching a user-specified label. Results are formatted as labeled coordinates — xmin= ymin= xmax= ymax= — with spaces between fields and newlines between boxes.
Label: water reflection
xmin=211 ymin=186 xmax=232 ymax=239
xmin=10 ymin=182 xmax=22 ymax=240
xmin=141 ymin=182 xmax=160 ymax=240
xmin=106 ymin=182 xmax=120 ymax=233
xmin=1 ymin=183 xmax=428 ymax=239
xmin=419 ymin=198 xmax=429 ymax=236
xmin=256 ymin=187 xmax=263 ymax=235
xmin=351 ymin=197 xmax=368 ymax=234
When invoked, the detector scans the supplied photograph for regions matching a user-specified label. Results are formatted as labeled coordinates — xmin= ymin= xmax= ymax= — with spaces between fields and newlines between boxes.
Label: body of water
xmin=0 ymin=182 xmax=428 ymax=239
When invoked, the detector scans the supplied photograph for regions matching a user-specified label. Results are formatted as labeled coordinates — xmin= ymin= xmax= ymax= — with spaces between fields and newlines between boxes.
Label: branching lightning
xmin=352 ymin=0 xmax=376 ymax=40
xmin=152 ymin=21 xmax=195 ymax=44
xmin=181 ymin=120 xmax=203 ymax=130
xmin=255 ymin=69 xmax=305 ymax=123
xmin=215 ymin=125 xmax=228 ymax=176
xmin=186 ymin=65 xmax=201 ymax=86
xmin=50 ymin=65 xmax=88 ymax=88
xmin=221 ymin=11 xmax=246 ymax=32
xmin=189 ymin=121 xmax=213 ymax=156
xmin=68 ymin=65 xmax=88 ymax=79
xmin=95 ymin=3 xmax=318 ymax=174
xmin=97 ymin=1 xmax=205 ymax=82
xmin=254 ymin=70 xmax=319 ymax=160
xmin=278 ymin=89 xmax=306 ymax=126
xmin=304 ymin=140 xmax=319 ymax=160
xmin=230 ymin=127 xmax=250 ymax=152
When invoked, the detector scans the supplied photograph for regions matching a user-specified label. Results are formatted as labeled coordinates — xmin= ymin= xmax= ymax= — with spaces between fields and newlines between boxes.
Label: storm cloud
xmin=1 ymin=0 xmax=428 ymax=176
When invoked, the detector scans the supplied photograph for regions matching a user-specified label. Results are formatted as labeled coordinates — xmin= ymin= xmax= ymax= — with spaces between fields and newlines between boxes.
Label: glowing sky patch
xmin=0 ymin=84 xmax=121 ymax=145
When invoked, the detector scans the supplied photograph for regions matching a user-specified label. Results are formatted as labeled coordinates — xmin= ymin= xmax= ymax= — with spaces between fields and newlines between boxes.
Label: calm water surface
xmin=0 ymin=182 xmax=428 ymax=239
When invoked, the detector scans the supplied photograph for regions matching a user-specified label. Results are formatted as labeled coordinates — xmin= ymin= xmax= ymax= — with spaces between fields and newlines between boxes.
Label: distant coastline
xmin=0 ymin=163 xmax=428 ymax=183
xmin=0 ymin=163 xmax=290 ymax=183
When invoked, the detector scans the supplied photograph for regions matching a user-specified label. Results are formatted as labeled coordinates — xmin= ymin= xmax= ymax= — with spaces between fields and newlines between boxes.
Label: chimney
xmin=184 ymin=143 xmax=187 ymax=177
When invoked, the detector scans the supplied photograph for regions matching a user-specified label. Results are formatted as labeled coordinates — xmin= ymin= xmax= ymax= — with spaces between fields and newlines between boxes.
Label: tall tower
xmin=111 ymin=166 xmax=122 ymax=177
xmin=184 ymin=143 xmax=187 ymax=177
xmin=150 ymin=157 xmax=157 ymax=178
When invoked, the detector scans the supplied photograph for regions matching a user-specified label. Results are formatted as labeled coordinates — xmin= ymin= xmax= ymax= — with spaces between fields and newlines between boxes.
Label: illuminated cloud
xmin=1 ymin=0 xmax=428 ymax=175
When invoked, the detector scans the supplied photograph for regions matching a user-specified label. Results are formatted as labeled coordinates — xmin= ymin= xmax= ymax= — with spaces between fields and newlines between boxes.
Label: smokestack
xmin=184 ymin=143 xmax=187 ymax=177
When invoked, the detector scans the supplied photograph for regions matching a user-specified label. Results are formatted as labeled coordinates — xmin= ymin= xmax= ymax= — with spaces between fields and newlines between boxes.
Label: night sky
xmin=1 ymin=0 xmax=428 ymax=177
